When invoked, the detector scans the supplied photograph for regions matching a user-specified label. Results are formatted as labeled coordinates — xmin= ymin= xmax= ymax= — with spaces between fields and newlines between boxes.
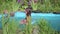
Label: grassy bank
xmin=0 ymin=0 xmax=60 ymax=13
xmin=1 ymin=17 xmax=60 ymax=34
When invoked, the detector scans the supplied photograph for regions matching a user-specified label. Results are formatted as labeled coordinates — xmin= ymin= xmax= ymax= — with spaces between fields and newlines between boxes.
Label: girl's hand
xmin=20 ymin=20 xmax=27 ymax=24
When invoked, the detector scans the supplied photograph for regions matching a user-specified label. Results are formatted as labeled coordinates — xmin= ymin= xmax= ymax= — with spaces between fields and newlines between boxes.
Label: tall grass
xmin=1 ymin=14 xmax=60 ymax=34
xmin=1 ymin=0 xmax=20 ymax=34
xmin=18 ymin=18 xmax=60 ymax=34
xmin=2 ymin=12 xmax=19 ymax=34
xmin=0 ymin=0 xmax=60 ymax=34
xmin=36 ymin=18 xmax=59 ymax=34
xmin=0 ymin=0 xmax=60 ymax=13
xmin=25 ymin=16 xmax=32 ymax=34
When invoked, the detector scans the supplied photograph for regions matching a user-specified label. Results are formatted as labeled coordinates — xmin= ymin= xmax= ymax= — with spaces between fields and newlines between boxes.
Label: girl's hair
xmin=10 ymin=12 xmax=15 ymax=17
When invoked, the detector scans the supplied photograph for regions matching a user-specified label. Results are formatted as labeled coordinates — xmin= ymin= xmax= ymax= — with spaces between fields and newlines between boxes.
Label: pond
xmin=0 ymin=12 xmax=60 ymax=31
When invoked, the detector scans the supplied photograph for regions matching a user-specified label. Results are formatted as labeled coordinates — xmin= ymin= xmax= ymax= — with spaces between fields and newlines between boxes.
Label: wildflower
xmin=17 ymin=0 xmax=20 ymax=3
xmin=34 ymin=0 xmax=38 ymax=3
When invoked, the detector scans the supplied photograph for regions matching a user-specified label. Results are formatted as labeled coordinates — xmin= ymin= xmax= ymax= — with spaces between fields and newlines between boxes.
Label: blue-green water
xmin=0 ymin=12 xmax=60 ymax=31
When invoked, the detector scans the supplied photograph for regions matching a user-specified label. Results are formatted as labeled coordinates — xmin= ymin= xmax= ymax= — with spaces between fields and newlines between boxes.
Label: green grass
xmin=0 ymin=0 xmax=60 ymax=34
xmin=0 ymin=0 xmax=60 ymax=13
xmin=37 ymin=18 xmax=55 ymax=34
xmin=1 ymin=16 xmax=60 ymax=34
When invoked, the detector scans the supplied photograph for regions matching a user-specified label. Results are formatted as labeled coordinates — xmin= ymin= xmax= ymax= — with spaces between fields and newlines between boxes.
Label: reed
xmin=0 ymin=0 xmax=60 ymax=34
xmin=37 ymin=18 xmax=59 ymax=34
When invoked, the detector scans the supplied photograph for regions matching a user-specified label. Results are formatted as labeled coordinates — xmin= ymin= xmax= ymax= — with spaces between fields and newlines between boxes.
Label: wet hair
xmin=25 ymin=6 xmax=32 ymax=11
xmin=10 ymin=12 xmax=15 ymax=17
xmin=26 ymin=7 xmax=32 ymax=16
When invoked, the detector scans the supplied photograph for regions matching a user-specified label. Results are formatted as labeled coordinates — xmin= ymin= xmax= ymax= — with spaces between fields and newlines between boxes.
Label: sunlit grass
xmin=0 ymin=0 xmax=60 ymax=34
xmin=0 ymin=0 xmax=60 ymax=13
xmin=1 ymin=15 xmax=60 ymax=34
xmin=37 ymin=18 xmax=56 ymax=34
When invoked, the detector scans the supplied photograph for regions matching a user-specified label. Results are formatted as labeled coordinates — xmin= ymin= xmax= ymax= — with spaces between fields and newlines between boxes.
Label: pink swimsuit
xmin=20 ymin=20 xmax=27 ymax=24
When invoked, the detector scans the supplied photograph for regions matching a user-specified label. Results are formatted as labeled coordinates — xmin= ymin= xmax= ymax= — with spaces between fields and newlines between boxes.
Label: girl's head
xmin=25 ymin=8 xmax=29 ymax=12
xmin=10 ymin=12 xmax=15 ymax=17
xmin=25 ymin=8 xmax=31 ymax=16
xmin=3 ymin=10 xmax=8 ymax=14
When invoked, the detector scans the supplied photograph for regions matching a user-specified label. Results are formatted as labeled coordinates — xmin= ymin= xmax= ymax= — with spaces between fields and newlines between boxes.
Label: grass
xmin=37 ymin=18 xmax=55 ymax=34
xmin=0 ymin=0 xmax=60 ymax=13
xmin=0 ymin=0 xmax=60 ymax=34
xmin=0 ymin=16 xmax=60 ymax=34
